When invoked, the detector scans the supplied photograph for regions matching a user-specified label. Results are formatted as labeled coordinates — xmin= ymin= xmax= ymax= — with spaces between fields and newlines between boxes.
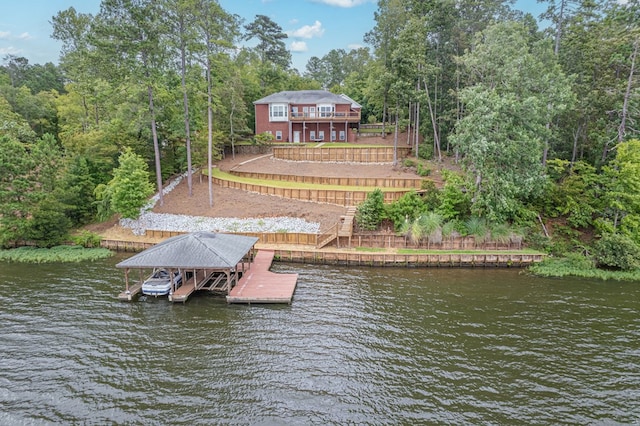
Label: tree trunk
xmin=618 ymin=37 xmax=638 ymax=143
xmin=179 ymin=23 xmax=193 ymax=197
xmin=207 ymin=58 xmax=214 ymax=208
xmin=423 ymin=80 xmax=441 ymax=162
xmin=148 ymin=84 xmax=163 ymax=207
xmin=393 ymin=102 xmax=399 ymax=167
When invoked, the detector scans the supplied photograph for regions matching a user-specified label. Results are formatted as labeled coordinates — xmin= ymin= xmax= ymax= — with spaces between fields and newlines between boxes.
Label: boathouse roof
xmin=115 ymin=232 xmax=259 ymax=270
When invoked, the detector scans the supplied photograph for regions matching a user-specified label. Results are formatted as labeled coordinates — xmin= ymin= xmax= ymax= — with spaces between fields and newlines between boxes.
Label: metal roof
xmin=116 ymin=232 xmax=259 ymax=270
xmin=254 ymin=90 xmax=359 ymax=106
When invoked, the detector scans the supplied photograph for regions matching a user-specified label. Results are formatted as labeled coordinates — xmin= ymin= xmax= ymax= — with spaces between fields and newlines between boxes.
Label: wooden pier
xmin=227 ymin=250 xmax=298 ymax=304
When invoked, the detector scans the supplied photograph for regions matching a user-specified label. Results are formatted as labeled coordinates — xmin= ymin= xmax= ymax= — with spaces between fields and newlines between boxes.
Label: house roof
xmin=254 ymin=90 xmax=360 ymax=108
xmin=116 ymin=232 xmax=259 ymax=270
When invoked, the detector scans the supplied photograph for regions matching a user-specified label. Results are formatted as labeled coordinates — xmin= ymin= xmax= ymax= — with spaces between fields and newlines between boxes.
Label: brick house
xmin=253 ymin=90 xmax=362 ymax=143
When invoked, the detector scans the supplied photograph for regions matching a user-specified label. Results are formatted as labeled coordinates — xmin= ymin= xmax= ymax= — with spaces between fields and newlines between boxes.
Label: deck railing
xmin=289 ymin=111 xmax=361 ymax=122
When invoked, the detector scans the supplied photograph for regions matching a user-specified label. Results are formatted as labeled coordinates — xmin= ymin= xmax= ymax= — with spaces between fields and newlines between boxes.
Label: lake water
xmin=1 ymin=255 xmax=638 ymax=424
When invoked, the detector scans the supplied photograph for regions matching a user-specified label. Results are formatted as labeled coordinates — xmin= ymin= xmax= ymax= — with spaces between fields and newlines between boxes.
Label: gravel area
xmin=119 ymin=172 xmax=324 ymax=235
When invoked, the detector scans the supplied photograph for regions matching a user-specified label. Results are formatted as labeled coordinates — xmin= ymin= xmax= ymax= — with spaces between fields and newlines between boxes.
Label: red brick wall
xmin=255 ymin=102 xmax=360 ymax=143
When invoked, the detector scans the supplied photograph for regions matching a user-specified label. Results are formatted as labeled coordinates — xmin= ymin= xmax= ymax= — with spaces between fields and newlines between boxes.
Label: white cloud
xmin=17 ymin=32 xmax=33 ymax=40
xmin=347 ymin=43 xmax=364 ymax=50
xmin=0 ymin=31 xmax=11 ymax=39
xmin=0 ymin=47 xmax=22 ymax=55
xmin=311 ymin=0 xmax=371 ymax=7
xmin=290 ymin=41 xmax=308 ymax=52
xmin=290 ymin=20 xmax=324 ymax=39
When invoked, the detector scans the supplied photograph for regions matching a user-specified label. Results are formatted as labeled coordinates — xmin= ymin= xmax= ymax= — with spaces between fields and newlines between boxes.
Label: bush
xmin=385 ymin=190 xmax=426 ymax=231
xmin=71 ymin=231 xmax=103 ymax=248
xmin=356 ymin=189 xmax=385 ymax=231
xmin=403 ymin=158 xmax=417 ymax=168
xmin=593 ymin=233 xmax=640 ymax=271
xmin=418 ymin=143 xmax=433 ymax=160
xmin=416 ymin=163 xmax=431 ymax=177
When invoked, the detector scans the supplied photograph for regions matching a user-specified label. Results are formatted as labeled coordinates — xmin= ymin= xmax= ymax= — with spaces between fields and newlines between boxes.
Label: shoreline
xmin=100 ymin=237 xmax=544 ymax=268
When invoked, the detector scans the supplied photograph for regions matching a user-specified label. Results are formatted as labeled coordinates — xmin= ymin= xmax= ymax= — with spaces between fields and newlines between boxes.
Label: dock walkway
xmin=227 ymin=250 xmax=298 ymax=304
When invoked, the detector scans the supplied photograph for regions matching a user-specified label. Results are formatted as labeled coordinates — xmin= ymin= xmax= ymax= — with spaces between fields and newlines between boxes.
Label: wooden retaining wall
xmin=212 ymin=176 xmax=410 ymax=205
xmin=100 ymin=239 xmax=543 ymax=267
xmin=273 ymin=250 xmax=543 ymax=267
xmin=350 ymin=234 xmax=522 ymax=251
xmin=102 ymin=231 xmax=521 ymax=251
xmin=273 ymin=146 xmax=412 ymax=163
xmin=228 ymin=171 xmax=425 ymax=189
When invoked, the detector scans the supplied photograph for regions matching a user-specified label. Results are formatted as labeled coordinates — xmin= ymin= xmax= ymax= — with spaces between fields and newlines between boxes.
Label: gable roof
xmin=339 ymin=93 xmax=362 ymax=109
xmin=254 ymin=90 xmax=356 ymax=106
xmin=116 ymin=232 xmax=259 ymax=270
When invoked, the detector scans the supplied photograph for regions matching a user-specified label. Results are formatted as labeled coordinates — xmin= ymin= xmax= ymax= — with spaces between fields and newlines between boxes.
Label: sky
xmin=0 ymin=0 xmax=547 ymax=72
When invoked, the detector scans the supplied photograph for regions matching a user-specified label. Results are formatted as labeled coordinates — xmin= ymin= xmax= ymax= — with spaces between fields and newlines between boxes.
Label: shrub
xmin=71 ymin=231 xmax=103 ymax=248
xmin=385 ymin=190 xmax=426 ymax=231
xmin=416 ymin=163 xmax=431 ymax=177
xmin=403 ymin=158 xmax=417 ymax=168
xmin=253 ymin=132 xmax=274 ymax=145
xmin=418 ymin=143 xmax=433 ymax=160
xmin=356 ymin=189 xmax=385 ymax=231
xmin=593 ymin=233 xmax=640 ymax=271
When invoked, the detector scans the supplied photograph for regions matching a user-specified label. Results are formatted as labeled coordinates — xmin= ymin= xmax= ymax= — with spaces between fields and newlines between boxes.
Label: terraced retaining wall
xmin=273 ymin=146 xmax=412 ymax=163
xmin=228 ymin=171 xmax=425 ymax=189
xmin=212 ymin=176 xmax=410 ymax=205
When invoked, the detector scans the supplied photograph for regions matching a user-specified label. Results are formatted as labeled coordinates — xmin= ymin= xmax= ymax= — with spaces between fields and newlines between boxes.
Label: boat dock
xmin=227 ymin=250 xmax=298 ymax=304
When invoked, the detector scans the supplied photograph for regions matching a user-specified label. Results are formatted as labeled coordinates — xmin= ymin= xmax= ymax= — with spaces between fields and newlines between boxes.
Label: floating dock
xmin=227 ymin=250 xmax=298 ymax=304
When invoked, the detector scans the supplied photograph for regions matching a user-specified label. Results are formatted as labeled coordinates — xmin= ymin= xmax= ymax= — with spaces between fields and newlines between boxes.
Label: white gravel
xmin=119 ymin=171 xmax=321 ymax=236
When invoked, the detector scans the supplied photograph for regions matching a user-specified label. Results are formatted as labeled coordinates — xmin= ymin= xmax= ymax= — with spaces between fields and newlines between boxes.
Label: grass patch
xmin=0 ymin=245 xmax=113 ymax=263
xmin=207 ymin=168 xmax=401 ymax=192
xmin=355 ymin=247 xmax=387 ymax=252
xmin=528 ymin=255 xmax=640 ymax=281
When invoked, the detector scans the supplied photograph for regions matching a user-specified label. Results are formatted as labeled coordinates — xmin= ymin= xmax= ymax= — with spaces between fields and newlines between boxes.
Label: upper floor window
xmin=318 ymin=104 xmax=334 ymax=118
xmin=269 ymin=103 xmax=288 ymax=121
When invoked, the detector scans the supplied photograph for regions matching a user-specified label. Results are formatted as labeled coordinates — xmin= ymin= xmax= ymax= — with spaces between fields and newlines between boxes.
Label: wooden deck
xmin=117 ymin=281 xmax=143 ymax=301
xmin=227 ymin=250 xmax=298 ymax=304
xmin=169 ymin=269 xmax=214 ymax=303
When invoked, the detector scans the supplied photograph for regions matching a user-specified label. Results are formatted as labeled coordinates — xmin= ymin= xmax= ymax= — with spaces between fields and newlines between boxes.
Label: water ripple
xmin=0 ymin=260 xmax=638 ymax=424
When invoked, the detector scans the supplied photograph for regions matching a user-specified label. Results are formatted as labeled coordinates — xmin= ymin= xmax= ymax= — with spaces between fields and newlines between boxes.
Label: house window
xmin=310 ymin=130 xmax=316 ymax=141
xmin=331 ymin=130 xmax=336 ymax=141
xmin=269 ymin=104 xmax=288 ymax=121
xmin=318 ymin=104 xmax=333 ymax=118
xmin=291 ymin=106 xmax=298 ymax=118
xmin=339 ymin=130 xmax=346 ymax=141
xmin=318 ymin=131 xmax=325 ymax=141
xmin=275 ymin=131 xmax=282 ymax=141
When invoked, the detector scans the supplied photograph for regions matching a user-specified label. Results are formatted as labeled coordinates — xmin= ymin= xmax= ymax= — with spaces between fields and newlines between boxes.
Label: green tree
xmin=0 ymin=136 xmax=36 ymax=247
xmin=91 ymin=0 xmax=168 ymax=206
xmin=601 ymin=139 xmax=640 ymax=242
xmin=356 ymin=189 xmax=385 ymax=231
xmin=244 ymin=14 xmax=291 ymax=70
xmin=451 ymin=21 xmax=573 ymax=222
xmin=99 ymin=148 xmax=155 ymax=220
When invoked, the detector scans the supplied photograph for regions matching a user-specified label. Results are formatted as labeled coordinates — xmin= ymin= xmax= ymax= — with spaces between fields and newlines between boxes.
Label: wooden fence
xmin=102 ymin=230 xmax=524 ymax=252
xmin=272 ymin=250 xmax=544 ymax=267
xmin=273 ymin=146 xmax=412 ymax=163
xmin=349 ymin=233 xmax=523 ymax=251
xmin=228 ymin=171 xmax=425 ymax=189
xmin=212 ymin=177 xmax=411 ymax=205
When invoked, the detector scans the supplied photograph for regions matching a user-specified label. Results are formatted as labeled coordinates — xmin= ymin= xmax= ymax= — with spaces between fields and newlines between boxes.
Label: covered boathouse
xmin=117 ymin=231 xmax=276 ymax=303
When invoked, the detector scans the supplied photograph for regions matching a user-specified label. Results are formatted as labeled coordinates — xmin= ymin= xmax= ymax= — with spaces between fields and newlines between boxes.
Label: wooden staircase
xmin=316 ymin=206 xmax=356 ymax=249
